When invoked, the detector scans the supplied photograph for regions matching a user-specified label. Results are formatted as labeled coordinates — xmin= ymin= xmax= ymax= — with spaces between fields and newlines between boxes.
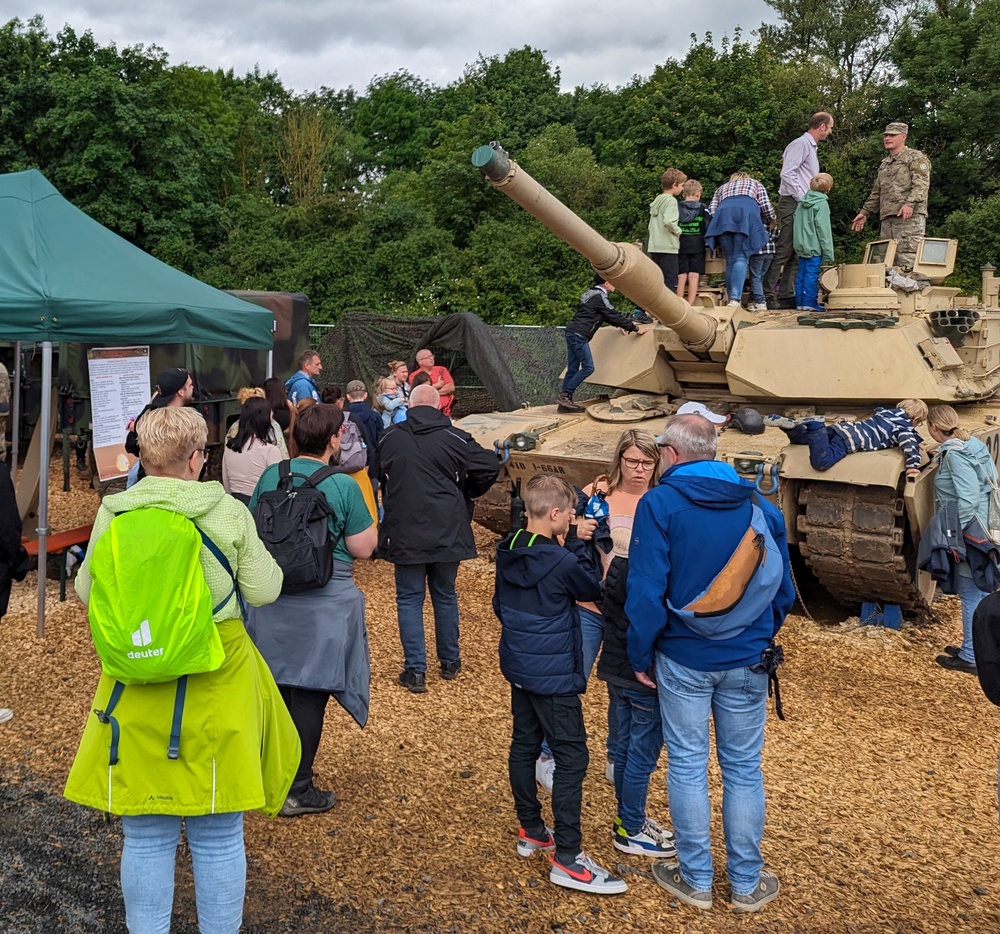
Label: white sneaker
xmin=747 ymin=302 xmax=768 ymax=312
xmin=726 ymin=300 xmax=741 ymax=307
xmin=535 ymin=756 xmax=555 ymax=794
xmin=605 ymin=759 xmax=615 ymax=784
xmin=0 ymin=707 xmax=12 ymax=724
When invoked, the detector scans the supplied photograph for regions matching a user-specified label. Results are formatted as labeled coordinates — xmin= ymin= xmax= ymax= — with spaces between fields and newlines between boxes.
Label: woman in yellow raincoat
xmin=65 ymin=406 xmax=300 ymax=933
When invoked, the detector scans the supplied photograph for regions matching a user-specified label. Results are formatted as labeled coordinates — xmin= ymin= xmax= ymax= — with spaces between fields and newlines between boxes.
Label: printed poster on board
xmin=87 ymin=346 xmax=151 ymax=481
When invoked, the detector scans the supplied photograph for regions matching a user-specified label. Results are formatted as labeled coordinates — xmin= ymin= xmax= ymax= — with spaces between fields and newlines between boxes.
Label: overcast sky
xmin=7 ymin=1 xmax=778 ymax=95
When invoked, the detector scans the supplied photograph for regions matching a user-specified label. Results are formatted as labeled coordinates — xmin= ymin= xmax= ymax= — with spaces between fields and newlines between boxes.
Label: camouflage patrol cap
xmin=884 ymin=122 xmax=909 ymax=135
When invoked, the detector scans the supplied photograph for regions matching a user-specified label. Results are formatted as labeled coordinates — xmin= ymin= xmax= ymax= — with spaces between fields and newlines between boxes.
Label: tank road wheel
xmin=795 ymin=481 xmax=928 ymax=614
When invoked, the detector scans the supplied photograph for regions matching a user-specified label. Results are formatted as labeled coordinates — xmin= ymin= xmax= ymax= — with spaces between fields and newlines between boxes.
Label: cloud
xmin=8 ymin=0 xmax=776 ymax=94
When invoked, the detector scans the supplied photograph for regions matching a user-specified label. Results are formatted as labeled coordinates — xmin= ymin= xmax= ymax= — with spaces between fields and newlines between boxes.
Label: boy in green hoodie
xmin=792 ymin=173 xmax=835 ymax=311
xmin=647 ymin=168 xmax=687 ymax=293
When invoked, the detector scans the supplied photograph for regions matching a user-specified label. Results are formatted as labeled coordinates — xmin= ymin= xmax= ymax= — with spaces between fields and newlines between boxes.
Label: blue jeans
xmin=541 ymin=606 xmax=619 ymax=760
xmin=957 ymin=571 xmax=988 ymax=664
xmin=613 ymin=688 xmax=663 ymax=833
xmin=656 ymin=654 xmax=768 ymax=896
xmin=787 ymin=423 xmax=849 ymax=471
xmin=718 ymin=232 xmax=750 ymax=303
xmin=394 ymin=562 xmax=460 ymax=672
xmin=562 ymin=332 xmax=595 ymax=395
xmin=748 ymin=254 xmax=773 ymax=304
xmin=795 ymin=255 xmax=822 ymax=309
xmin=121 ymin=812 xmax=245 ymax=934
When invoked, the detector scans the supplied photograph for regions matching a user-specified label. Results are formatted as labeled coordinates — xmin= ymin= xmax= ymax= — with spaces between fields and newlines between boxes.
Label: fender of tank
xmin=462 ymin=142 xmax=1000 ymax=614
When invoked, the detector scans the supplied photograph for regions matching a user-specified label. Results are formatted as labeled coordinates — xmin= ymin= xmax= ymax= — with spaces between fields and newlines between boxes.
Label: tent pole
xmin=36 ymin=341 xmax=51 ymax=637
xmin=10 ymin=341 xmax=21 ymax=486
xmin=267 ymin=349 xmax=273 ymax=380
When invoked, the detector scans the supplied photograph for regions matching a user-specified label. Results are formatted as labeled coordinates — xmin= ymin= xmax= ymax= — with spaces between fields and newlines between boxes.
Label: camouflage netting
xmin=312 ymin=311 xmax=610 ymax=418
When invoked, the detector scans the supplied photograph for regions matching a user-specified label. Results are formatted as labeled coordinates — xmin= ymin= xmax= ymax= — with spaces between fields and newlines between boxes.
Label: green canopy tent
xmin=0 ymin=169 xmax=274 ymax=632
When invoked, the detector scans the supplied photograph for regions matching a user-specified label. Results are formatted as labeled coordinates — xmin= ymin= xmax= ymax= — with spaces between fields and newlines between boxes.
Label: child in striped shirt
xmin=765 ymin=399 xmax=928 ymax=473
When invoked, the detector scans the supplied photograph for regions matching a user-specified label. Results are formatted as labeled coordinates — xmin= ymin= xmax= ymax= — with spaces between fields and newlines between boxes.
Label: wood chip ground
xmin=2 ymin=467 xmax=1000 ymax=932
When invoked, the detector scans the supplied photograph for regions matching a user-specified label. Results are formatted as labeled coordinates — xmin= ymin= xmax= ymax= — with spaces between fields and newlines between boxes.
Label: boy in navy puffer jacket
xmin=494 ymin=474 xmax=627 ymax=896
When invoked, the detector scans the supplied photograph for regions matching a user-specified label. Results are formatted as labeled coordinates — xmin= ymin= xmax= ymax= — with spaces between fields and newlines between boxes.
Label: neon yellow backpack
xmin=87 ymin=507 xmax=231 ymax=685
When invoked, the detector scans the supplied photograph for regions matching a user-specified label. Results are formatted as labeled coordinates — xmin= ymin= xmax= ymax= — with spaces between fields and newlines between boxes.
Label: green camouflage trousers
xmin=879 ymin=215 xmax=926 ymax=270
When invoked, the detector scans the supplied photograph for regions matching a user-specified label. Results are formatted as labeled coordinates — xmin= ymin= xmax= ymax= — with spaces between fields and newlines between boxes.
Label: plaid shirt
xmin=708 ymin=178 xmax=776 ymax=224
xmin=756 ymin=227 xmax=777 ymax=256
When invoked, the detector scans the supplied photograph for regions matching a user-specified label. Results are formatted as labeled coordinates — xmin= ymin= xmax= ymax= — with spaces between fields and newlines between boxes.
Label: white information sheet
xmin=87 ymin=346 xmax=151 ymax=481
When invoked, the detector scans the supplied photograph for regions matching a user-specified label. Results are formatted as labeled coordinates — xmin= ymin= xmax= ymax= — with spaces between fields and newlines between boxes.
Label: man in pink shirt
xmin=764 ymin=112 xmax=834 ymax=310
xmin=410 ymin=349 xmax=456 ymax=418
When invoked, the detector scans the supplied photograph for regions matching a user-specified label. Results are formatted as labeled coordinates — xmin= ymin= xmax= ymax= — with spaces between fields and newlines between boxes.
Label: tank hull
xmin=461 ymin=401 xmax=1000 ymax=614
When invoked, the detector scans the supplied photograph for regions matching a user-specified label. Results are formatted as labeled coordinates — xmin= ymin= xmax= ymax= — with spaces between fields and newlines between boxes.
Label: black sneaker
xmin=440 ymin=660 xmax=462 ymax=680
xmin=936 ymin=654 xmax=977 ymax=674
xmin=398 ymin=669 xmax=427 ymax=693
xmin=944 ymin=645 xmax=961 ymax=657
xmin=280 ymin=785 xmax=336 ymax=817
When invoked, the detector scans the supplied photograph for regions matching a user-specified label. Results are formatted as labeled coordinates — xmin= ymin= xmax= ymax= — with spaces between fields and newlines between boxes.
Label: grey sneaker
xmin=548 ymin=851 xmax=628 ymax=894
xmin=651 ymin=861 xmax=712 ymax=909
xmin=280 ymin=785 xmax=336 ymax=817
xmin=732 ymin=870 xmax=780 ymax=912
xmin=763 ymin=414 xmax=798 ymax=431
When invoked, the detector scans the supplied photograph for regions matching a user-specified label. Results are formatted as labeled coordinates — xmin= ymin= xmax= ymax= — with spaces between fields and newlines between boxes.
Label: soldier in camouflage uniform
xmin=851 ymin=122 xmax=931 ymax=270
xmin=0 ymin=361 xmax=9 ymax=462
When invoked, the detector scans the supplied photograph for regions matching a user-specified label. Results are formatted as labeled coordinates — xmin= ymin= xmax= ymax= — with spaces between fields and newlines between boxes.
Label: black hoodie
xmin=377 ymin=405 xmax=499 ymax=564
xmin=493 ymin=528 xmax=602 ymax=696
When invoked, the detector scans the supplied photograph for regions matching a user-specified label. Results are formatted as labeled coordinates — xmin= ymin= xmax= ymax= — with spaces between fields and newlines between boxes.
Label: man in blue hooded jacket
xmin=626 ymin=414 xmax=794 ymax=913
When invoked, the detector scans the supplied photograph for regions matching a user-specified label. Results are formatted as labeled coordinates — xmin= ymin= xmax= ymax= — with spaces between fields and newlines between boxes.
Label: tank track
xmin=795 ymin=481 xmax=928 ymax=613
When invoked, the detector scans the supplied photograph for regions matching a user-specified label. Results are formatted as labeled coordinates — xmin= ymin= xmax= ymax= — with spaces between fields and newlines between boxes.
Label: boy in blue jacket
xmin=494 ymin=474 xmax=627 ymax=896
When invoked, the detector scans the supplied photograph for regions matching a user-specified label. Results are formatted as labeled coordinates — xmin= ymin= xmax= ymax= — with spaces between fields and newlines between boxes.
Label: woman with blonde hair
xmin=388 ymin=361 xmax=411 ymax=402
xmin=927 ymin=405 xmax=999 ymax=673
xmin=66 ymin=406 xmax=298 ymax=932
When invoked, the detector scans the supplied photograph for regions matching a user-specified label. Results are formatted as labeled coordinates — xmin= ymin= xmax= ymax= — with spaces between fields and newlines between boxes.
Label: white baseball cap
xmin=675 ymin=401 xmax=728 ymax=425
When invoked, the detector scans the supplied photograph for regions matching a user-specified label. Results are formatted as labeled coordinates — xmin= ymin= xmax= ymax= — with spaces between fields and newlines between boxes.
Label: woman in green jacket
xmin=66 ymin=406 xmax=299 ymax=933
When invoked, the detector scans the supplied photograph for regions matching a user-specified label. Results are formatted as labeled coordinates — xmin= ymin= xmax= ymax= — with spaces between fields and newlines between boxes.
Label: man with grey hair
xmin=411 ymin=349 xmax=455 ymax=418
xmin=377 ymin=382 xmax=500 ymax=693
xmin=625 ymin=414 xmax=794 ymax=913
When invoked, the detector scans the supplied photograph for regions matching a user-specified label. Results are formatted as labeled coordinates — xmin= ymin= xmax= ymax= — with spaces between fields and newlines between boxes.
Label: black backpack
xmin=253 ymin=461 xmax=341 ymax=594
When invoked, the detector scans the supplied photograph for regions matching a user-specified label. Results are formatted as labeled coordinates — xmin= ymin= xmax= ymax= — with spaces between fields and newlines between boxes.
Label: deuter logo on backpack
xmin=126 ymin=619 xmax=165 ymax=659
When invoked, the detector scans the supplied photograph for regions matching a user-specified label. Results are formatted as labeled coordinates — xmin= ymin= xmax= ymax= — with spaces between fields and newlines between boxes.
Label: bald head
xmin=409 ymin=384 xmax=440 ymax=409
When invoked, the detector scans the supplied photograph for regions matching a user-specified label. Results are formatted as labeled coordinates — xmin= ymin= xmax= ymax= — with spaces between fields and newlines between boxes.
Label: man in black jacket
xmin=559 ymin=275 xmax=648 ymax=414
xmin=1 ymin=460 xmax=29 ymax=724
xmin=345 ymin=379 xmax=383 ymax=497
xmin=378 ymin=384 xmax=500 ymax=693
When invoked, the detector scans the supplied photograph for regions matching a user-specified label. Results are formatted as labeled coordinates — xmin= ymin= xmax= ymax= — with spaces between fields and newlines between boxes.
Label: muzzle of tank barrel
xmin=471 ymin=142 xmax=718 ymax=352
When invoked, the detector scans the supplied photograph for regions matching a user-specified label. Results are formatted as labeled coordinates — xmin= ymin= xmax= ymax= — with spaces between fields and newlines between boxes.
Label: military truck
xmin=459 ymin=142 xmax=1000 ymax=613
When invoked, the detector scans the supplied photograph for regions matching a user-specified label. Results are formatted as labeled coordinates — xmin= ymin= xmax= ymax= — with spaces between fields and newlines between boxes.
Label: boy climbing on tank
xmin=765 ymin=399 xmax=928 ymax=474
xmin=558 ymin=274 xmax=649 ymax=414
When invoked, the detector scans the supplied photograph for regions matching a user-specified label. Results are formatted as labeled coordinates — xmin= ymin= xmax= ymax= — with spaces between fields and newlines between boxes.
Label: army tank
xmin=458 ymin=141 xmax=1000 ymax=614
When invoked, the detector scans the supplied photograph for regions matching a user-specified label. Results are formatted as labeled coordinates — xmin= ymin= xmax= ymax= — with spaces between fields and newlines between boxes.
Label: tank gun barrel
xmin=471 ymin=142 xmax=717 ymax=352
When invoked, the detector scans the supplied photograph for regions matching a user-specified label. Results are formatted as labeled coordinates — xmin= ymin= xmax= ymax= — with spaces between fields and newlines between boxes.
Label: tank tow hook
xmin=493 ymin=438 xmax=511 ymax=465
xmin=755 ymin=462 xmax=780 ymax=496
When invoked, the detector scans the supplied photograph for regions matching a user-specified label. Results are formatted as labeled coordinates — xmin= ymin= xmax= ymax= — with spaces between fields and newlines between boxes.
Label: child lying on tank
xmin=764 ymin=399 xmax=928 ymax=474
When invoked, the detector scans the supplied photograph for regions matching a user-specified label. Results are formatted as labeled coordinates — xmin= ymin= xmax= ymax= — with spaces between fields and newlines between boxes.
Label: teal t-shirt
xmin=249 ymin=458 xmax=373 ymax=565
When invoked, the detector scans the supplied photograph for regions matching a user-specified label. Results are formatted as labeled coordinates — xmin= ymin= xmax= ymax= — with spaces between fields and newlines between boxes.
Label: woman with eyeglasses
xmin=594 ymin=427 xmax=678 ymax=858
